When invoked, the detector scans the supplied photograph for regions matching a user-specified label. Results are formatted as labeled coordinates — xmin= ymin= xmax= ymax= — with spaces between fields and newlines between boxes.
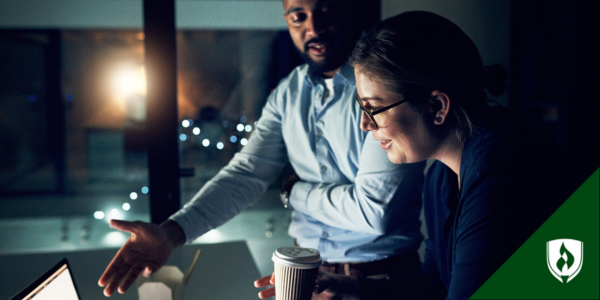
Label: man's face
xmin=282 ymin=0 xmax=360 ymax=75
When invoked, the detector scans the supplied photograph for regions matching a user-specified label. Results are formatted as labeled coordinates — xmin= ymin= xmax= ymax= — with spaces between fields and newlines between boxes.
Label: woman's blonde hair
xmin=350 ymin=11 xmax=507 ymax=141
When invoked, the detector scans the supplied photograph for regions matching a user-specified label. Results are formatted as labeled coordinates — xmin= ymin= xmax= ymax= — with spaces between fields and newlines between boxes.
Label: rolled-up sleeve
xmin=289 ymin=132 xmax=425 ymax=236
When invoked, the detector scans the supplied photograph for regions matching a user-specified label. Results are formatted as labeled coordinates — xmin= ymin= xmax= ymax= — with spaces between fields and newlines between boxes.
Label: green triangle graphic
xmin=471 ymin=169 xmax=599 ymax=300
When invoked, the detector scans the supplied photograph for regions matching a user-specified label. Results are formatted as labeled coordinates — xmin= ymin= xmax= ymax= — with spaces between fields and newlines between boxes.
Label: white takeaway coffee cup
xmin=272 ymin=247 xmax=322 ymax=300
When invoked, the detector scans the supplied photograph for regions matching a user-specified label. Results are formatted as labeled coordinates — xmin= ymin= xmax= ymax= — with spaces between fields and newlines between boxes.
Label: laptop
xmin=10 ymin=258 xmax=81 ymax=300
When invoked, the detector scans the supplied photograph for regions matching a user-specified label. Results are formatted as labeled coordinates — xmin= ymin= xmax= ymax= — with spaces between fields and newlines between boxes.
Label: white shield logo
xmin=547 ymin=239 xmax=583 ymax=283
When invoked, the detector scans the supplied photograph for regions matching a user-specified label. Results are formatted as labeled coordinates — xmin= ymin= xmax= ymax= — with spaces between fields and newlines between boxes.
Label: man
xmin=98 ymin=0 xmax=425 ymax=297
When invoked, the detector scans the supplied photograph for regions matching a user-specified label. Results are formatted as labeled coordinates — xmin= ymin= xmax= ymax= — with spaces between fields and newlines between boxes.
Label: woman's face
xmin=355 ymin=71 xmax=436 ymax=164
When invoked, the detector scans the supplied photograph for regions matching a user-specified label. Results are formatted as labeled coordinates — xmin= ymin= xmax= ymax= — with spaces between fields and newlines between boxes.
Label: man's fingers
xmin=103 ymin=280 xmax=118 ymax=297
xmin=109 ymin=219 xmax=139 ymax=234
xmin=256 ymin=274 xmax=276 ymax=299
xmin=103 ymin=263 xmax=131 ymax=296
xmin=313 ymin=271 xmax=331 ymax=294
xmin=118 ymin=265 xmax=144 ymax=294
xmin=258 ymin=287 xmax=275 ymax=299
xmin=254 ymin=275 xmax=273 ymax=288
xmin=98 ymin=255 xmax=124 ymax=287
xmin=314 ymin=281 xmax=326 ymax=294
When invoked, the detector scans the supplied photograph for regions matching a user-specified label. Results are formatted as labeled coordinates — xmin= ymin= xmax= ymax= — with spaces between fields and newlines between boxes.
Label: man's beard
xmin=297 ymin=36 xmax=354 ymax=75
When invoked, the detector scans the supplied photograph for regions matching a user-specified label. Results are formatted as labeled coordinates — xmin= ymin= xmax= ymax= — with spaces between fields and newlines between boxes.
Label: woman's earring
xmin=436 ymin=117 xmax=443 ymax=123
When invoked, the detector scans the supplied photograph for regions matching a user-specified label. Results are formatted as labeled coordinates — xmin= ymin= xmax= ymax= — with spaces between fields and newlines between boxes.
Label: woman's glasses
xmin=355 ymin=95 xmax=408 ymax=129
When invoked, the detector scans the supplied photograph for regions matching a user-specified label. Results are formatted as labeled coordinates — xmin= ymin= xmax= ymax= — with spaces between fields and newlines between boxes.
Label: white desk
xmin=0 ymin=241 xmax=262 ymax=300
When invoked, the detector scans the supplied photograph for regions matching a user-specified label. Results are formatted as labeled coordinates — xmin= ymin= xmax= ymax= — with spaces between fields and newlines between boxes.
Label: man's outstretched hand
xmin=98 ymin=219 xmax=185 ymax=297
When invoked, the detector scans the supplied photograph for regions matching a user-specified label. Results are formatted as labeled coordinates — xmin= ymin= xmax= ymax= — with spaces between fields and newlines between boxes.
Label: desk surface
xmin=0 ymin=241 xmax=261 ymax=300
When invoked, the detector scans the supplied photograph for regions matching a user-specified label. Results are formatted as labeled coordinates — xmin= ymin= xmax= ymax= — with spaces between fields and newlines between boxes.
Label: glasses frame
xmin=355 ymin=95 xmax=408 ymax=129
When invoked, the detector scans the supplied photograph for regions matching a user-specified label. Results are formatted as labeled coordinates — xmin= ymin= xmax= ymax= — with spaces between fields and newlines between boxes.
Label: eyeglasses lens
xmin=356 ymin=96 xmax=378 ymax=129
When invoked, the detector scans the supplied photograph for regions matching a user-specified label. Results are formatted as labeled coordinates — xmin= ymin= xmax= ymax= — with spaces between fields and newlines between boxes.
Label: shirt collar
xmin=337 ymin=63 xmax=356 ymax=85
xmin=304 ymin=62 xmax=355 ymax=86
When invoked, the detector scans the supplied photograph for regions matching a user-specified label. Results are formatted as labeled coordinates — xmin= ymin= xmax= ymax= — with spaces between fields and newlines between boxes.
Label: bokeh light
xmin=94 ymin=211 xmax=105 ymax=220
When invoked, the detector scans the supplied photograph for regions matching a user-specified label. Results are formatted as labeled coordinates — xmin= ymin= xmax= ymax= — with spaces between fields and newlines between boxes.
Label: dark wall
xmin=510 ymin=0 xmax=600 ymax=184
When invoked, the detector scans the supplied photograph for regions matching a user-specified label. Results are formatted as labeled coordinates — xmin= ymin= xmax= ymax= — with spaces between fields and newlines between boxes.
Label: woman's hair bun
xmin=484 ymin=64 xmax=508 ymax=96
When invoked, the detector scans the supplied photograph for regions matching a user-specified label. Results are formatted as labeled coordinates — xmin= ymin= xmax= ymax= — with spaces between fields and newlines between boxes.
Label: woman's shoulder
xmin=460 ymin=105 xmax=570 ymax=207
xmin=465 ymin=106 xmax=561 ymax=166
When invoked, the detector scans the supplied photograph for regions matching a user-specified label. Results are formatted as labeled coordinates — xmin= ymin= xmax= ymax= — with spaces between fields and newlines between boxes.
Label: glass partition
xmin=175 ymin=30 xmax=301 ymax=276
xmin=0 ymin=28 xmax=298 ymax=270
xmin=177 ymin=30 xmax=299 ymax=197
xmin=0 ymin=1 xmax=300 ymax=277
xmin=0 ymin=29 xmax=151 ymax=253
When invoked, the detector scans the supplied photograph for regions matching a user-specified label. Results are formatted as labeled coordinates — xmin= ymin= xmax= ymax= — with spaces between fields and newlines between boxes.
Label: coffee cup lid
xmin=272 ymin=247 xmax=322 ymax=269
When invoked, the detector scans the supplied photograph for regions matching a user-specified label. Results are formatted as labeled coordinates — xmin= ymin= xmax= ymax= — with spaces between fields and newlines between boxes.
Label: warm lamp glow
xmin=112 ymin=64 xmax=147 ymax=98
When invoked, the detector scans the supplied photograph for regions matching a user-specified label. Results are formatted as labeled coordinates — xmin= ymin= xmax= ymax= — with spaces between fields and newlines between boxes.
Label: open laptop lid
xmin=10 ymin=258 xmax=81 ymax=300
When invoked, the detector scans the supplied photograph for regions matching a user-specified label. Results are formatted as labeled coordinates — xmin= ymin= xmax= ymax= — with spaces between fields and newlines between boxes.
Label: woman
xmin=311 ymin=11 xmax=575 ymax=300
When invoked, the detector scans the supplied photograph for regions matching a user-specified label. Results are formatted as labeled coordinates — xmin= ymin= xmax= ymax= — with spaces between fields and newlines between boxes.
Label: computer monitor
xmin=10 ymin=258 xmax=80 ymax=300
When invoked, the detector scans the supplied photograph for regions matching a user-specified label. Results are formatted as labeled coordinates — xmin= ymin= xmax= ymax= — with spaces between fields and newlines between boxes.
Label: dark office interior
xmin=0 ymin=0 xmax=598 ymax=299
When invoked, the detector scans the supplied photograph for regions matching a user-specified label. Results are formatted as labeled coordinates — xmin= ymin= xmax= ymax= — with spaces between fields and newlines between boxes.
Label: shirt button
xmin=322 ymin=232 xmax=329 ymax=238
xmin=320 ymin=165 xmax=327 ymax=172
xmin=316 ymin=129 xmax=323 ymax=136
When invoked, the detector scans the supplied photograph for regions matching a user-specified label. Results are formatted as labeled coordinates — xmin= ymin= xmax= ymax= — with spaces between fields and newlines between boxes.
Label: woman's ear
xmin=430 ymin=90 xmax=450 ymax=125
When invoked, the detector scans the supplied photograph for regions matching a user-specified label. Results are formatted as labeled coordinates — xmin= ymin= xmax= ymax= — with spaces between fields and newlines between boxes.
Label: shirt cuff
xmin=288 ymin=181 xmax=315 ymax=215
xmin=169 ymin=208 xmax=214 ymax=244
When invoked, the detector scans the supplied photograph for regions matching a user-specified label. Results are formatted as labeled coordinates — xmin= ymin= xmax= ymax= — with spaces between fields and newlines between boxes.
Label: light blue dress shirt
xmin=170 ymin=63 xmax=424 ymax=262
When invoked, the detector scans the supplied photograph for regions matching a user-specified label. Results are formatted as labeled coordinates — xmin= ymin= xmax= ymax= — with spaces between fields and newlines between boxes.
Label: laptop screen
xmin=10 ymin=258 xmax=80 ymax=300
